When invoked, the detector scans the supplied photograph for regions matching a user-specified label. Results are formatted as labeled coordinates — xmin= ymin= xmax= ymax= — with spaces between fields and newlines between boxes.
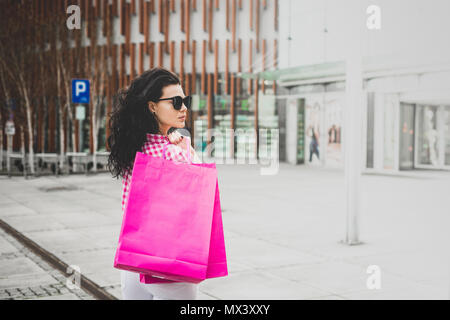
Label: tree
xmin=0 ymin=0 xmax=44 ymax=174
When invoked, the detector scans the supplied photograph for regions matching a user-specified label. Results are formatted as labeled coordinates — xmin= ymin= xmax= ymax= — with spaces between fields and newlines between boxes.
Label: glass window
xmin=417 ymin=105 xmax=439 ymax=166
xmin=366 ymin=93 xmax=375 ymax=168
xmin=258 ymin=92 xmax=278 ymax=161
xmin=324 ymin=95 xmax=343 ymax=167
xmin=383 ymin=96 xmax=396 ymax=169
xmin=192 ymin=94 xmax=208 ymax=156
xmin=443 ymin=106 xmax=450 ymax=166
xmin=212 ymin=91 xmax=231 ymax=160
xmin=399 ymin=103 xmax=415 ymax=170
xmin=235 ymin=92 xmax=256 ymax=161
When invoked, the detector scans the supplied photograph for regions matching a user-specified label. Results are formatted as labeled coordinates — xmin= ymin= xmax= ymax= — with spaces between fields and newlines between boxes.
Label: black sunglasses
xmin=156 ymin=96 xmax=192 ymax=110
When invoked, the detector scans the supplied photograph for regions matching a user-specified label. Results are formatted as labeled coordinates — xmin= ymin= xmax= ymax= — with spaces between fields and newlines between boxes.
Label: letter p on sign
xmin=72 ymin=79 xmax=90 ymax=104
xmin=76 ymin=82 xmax=86 ymax=96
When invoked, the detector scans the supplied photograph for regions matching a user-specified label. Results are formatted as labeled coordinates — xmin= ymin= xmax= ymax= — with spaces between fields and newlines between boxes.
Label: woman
xmin=107 ymin=67 xmax=201 ymax=300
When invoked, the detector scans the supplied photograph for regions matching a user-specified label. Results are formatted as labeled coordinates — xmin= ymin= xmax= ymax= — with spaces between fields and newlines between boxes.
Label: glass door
xmin=415 ymin=105 xmax=439 ymax=168
xmin=399 ymin=103 xmax=415 ymax=170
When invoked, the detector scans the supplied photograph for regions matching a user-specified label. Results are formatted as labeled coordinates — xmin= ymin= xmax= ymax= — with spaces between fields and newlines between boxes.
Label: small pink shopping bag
xmin=114 ymin=141 xmax=228 ymax=283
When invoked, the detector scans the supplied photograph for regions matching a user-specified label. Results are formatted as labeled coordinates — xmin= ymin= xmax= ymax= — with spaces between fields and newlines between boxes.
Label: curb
xmin=0 ymin=219 xmax=118 ymax=300
xmin=362 ymin=170 xmax=450 ymax=180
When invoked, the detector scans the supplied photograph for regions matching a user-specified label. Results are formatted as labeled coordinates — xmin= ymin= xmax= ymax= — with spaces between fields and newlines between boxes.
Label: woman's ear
xmin=148 ymin=101 xmax=156 ymax=113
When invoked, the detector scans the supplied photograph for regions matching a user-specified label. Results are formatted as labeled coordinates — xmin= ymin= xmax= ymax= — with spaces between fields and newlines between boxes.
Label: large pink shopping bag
xmin=114 ymin=143 xmax=228 ymax=283
xmin=139 ymin=170 xmax=227 ymax=284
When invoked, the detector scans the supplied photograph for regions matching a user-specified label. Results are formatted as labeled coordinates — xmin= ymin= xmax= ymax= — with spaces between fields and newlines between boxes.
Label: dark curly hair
xmin=107 ymin=67 xmax=181 ymax=179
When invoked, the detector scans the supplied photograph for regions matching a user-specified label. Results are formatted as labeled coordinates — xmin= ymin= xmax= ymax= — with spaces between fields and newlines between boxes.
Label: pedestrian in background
xmin=309 ymin=127 xmax=320 ymax=162
xmin=107 ymin=67 xmax=201 ymax=300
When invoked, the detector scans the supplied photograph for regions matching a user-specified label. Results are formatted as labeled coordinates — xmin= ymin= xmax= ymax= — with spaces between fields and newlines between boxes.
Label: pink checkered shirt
xmin=121 ymin=132 xmax=192 ymax=213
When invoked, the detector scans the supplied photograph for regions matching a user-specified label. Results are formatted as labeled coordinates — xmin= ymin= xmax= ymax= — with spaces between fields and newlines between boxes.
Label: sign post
xmin=72 ymin=79 xmax=90 ymax=173
xmin=72 ymin=79 xmax=89 ymax=152
xmin=5 ymin=120 xmax=15 ymax=177
xmin=76 ymin=105 xmax=86 ymax=154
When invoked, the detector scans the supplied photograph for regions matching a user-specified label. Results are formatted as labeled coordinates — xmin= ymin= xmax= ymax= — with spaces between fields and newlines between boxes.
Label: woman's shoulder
xmin=140 ymin=138 xmax=187 ymax=162
xmin=141 ymin=139 xmax=164 ymax=155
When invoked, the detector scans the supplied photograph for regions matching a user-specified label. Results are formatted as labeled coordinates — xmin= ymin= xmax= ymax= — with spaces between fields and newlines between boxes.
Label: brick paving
xmin=0 ymin=227 xmax=95 ymax=300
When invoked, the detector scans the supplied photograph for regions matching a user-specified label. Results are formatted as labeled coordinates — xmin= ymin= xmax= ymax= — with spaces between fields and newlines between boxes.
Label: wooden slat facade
xmin=139 ymin=42 xmax=144 ymax=75
xmin=125 ymin=3 xmax=131 ymax=54
xmin=144 ymin=0 xmax=150 ymax=52
xmin=180 ymin=0 xmax=185 ymax=32
xmin=8 ymin=0 xmax=278 ymax=155
xmin=180 ymin=40 xmax=185 ymax=86
xmin=207 ymin=73 xmax=213 ymax=130
xmin=131 ymin=0 xmax=136 ymax=15
xmin=130 ymin=43 xmax=136 ymax=80
xmin=262 ymin=39 xmax=266 ymax=93
xmin=256 ymin=0 xmax=260 ymax=52
xmin=159 ymin=0 xmax=164 ymax=33
xmin=201 ymin=39 xmax=206 ymax=94
xmin=120 ymin=0 xmax=126 ymax=35
xmin=202 ymin=0 xmax=207 ymax=31
xmin=208 ymin=0 xmax=213 ymax=53
xmin=149 ymin=42 xmax=155 ymax=69
xmin=139 ymin=0 xmax=144 ymax=34
xmin=226 ymin=0 xmax=230 ymax=31
xmin=225 ymin=39 xmax=229 ymax=95
xmin=237 ymin=38 xmax=242 ymax=95
xmin=274 ymin=0 xmax=278 ymax=31
xmin=214 ymin=39 xmax=218 ymax=94
xmin=273 ymin=38 xmax=277 ymax=92
xmin=232 ymin=0 xmax=236 ymax=51
xmin=248 ymin=39 xmax=253 ymax=95
xmin=158 ymin=41 xmax=164 ymax=67
xmin=113 ymin=0 xmax=118 ymax=17
xmin=249 ymin=0 xmax=253 ymax=30
xmin=170 ymin=41 xmax=175 ymax=71
xmin=191 ymin=40 xmax=197 ymax=94
xmin=164 ymin=0 xmax=170 ymax=54
xmin=185 ymin=0 xmax=191 ymax=52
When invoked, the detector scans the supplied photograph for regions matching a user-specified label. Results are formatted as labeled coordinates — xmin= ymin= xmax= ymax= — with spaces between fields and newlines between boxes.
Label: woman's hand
xmin=167 ymin=131 xmax=195 ymax=159
xmin=167 ymin=130 xmax=184 ymax=145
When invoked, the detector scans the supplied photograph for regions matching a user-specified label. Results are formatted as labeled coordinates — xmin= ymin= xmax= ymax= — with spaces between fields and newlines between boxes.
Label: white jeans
xmin=120 ymin=270 xmax=199 ymax=300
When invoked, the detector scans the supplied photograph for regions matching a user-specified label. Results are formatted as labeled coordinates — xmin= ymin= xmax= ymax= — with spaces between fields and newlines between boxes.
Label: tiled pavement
xmin=0 ymin=163 xmax=449 ymax=300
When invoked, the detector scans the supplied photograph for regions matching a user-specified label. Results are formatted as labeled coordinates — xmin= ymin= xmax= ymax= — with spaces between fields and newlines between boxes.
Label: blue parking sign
xmin=72 ymin=79 xmax=90 ymax=104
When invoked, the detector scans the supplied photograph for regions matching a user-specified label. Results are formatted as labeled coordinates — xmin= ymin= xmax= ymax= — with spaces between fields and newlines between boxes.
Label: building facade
xmin=274 ymin=0 xmax=450 ymax=172
xmin=4 ymin=0 xmax=450 ymax=172
xmin=3 ymin=0 xmax=280 ymax=163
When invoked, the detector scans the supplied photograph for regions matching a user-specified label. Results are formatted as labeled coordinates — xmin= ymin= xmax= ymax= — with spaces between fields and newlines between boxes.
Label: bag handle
xmin=162 ymin=136 xmax=192 ymax=163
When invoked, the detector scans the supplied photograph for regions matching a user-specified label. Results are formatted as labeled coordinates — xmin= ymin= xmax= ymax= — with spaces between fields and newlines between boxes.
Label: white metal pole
xmin=343 ymin=5 xmax=364 ymax=245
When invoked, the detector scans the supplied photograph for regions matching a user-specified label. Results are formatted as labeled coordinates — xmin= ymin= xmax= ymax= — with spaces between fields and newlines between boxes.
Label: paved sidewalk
xmin=0 ymin=227 xmax=95 ymax=300
xmin=0 ymin=163 xmax=449 ymax=299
